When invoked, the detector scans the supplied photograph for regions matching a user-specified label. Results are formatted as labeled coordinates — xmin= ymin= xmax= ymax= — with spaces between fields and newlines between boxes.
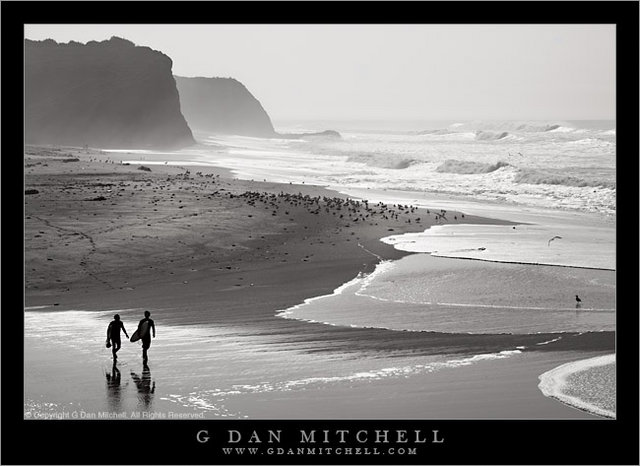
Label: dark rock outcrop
xmin=25 ymin=37 xmax=195 ymax=149
xmin=175 ymin=76 xmax=276 ymax=137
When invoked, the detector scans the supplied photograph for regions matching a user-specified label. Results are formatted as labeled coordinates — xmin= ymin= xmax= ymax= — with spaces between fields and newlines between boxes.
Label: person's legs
xmin=111 ymin=339 xmax=121 ymax=359
xmin=142 ymin=338 xmax=150 ymax=363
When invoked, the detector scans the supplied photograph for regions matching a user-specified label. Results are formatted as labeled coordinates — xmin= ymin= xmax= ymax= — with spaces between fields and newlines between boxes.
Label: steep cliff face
xmin=175 ymin=76 xmax=276 ymax=137
xmin=25 ymin=37 xmax=195 ymax=149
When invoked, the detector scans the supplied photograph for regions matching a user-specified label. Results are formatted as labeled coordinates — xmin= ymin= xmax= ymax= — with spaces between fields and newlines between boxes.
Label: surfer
xmin=137 ymin=311 xmax=156 ymax=364
xmin=106 ymin=314 xmax=129 ymax=361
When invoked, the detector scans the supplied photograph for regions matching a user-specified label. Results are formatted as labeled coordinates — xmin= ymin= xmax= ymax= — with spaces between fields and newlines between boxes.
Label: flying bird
xmin=548 ymin=235 xmax=562 ymax=246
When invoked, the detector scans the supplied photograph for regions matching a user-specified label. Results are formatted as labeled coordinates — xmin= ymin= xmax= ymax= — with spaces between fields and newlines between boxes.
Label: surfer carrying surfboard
xmin=132 ymin=311 xmax=156 ymax=364
xmin=106 ymin=314 xmax=129 ymax=361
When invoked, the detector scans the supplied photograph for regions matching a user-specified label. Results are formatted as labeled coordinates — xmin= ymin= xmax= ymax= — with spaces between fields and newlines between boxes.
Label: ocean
xmin=31 ymin=119 xmax=615 ymax=419
xmin=198 ymin=119 xmax=616 ymax=217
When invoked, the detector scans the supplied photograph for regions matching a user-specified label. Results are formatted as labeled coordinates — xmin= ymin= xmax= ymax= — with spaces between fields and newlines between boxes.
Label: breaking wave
xmin=436 ymin=159 xmax=510 ymax=174
xmin=514 ymin=169 xmax=616 ymax=188
xmin=347 ymin=153 xmax=419 ymax=169
xmin=545 ymin=125 xmax=574 ymax=133
xmin=566 ymin=138 xmax=615 ymax=147
xmin=475 ymin=131 xmax=510 ymax=141
xmin=445 ymin=121 xmax=569 ymax=133
xmin=414 ymin=129 xmax=458 ymax=136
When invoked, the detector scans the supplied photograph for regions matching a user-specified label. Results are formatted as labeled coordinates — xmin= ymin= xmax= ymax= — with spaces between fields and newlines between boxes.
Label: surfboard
xmin=130 ymin=321 xmax=149 ymax=342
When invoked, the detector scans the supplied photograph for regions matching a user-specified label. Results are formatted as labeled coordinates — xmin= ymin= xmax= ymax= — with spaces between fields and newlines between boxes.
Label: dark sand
xmin=24 ymin=145 xmax=614 ymax=419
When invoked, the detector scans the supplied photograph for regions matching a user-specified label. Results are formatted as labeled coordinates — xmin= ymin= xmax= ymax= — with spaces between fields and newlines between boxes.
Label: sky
xmin=25 ymin=24 xmax=616 ymax=122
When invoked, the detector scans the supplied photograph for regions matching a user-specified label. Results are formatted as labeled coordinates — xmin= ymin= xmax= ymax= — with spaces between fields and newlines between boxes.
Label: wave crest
xmin=443 ymin=121 xmax=571 ymax=133
xmin=514 ymin=169 xmax=616 ymax=188
xmin=475 ymin=131 xmax=509 ymax=141
xmin=415 ymin=129 xmax=457 ymax=136
xmin=436 ymin=159 xmax=510 ymax=174
xmin=347 ymin=153 xmax=418 ymax=169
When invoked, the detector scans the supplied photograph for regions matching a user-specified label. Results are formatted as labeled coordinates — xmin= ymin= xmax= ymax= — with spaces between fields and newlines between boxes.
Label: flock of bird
xmin=230 ymin=190 xmax=429 ymax=225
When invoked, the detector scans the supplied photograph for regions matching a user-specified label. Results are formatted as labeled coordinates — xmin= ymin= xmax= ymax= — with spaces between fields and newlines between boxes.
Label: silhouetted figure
xmin=137 ymin=311 xmax=156 ymax=364
xmin=106 ymin=314 xmax=129 ymax=361
xmin=575 ymin=295 xmax=582 ymax=308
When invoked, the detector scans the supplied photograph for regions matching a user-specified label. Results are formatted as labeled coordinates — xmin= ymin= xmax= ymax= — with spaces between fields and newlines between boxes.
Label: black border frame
xmin=3 ymin=2 xmax=638 ymax=464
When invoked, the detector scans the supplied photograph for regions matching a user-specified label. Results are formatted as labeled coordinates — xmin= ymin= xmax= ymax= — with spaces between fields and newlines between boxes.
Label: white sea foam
xmin=160 ymin=349 xmax=523 ymax=413
xmin=275 ymin=268 xmax=368 ymax=320
xmin=535 ymin=336 xmax=564 ymax=346
xmin=538 ymin=354 xmax=616 ymax=419
xmin=436 ymin=159 xmax=511 ymax=174
xmin=338 ymin=187 xmax=615 ymax=270
xmin=380 ymin=222 xmax=615 ymax=270
xmin=547 ymin=125 xmax=576 ymax=133
xmin=111 ymin=120 xmax=616 ymax=217
xmin=514 ymin=168 xmax=615 ymax=188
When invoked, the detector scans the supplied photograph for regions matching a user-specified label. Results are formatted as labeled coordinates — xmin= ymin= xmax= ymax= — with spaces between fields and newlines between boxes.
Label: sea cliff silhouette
xmin=25 ymin=37 xmax=195 ymax=149
xmin=175 ymin=76 xmax=276 ymax=137
xmin=175 ymin=76 xmax=341 ymax=140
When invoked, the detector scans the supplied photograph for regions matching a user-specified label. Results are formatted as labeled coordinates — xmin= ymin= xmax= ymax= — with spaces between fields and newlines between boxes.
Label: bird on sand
xmin=548 ymin=235 xmax=562 ymax=246
xmin=575 ymin=295 xmax=582 ymax=306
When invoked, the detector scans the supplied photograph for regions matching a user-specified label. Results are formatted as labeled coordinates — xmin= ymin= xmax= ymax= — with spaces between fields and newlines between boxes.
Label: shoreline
xmin=24 ymin=144 xmax=614 ymax=419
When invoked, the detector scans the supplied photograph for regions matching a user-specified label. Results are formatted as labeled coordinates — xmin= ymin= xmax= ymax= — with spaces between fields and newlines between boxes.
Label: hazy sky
xmin=25 ymin=24 xmax=616 ymax=121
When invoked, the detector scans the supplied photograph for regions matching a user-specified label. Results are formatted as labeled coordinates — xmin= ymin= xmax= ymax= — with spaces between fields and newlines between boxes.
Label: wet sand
xmin=24 ymin=145 xmax=614 ymax=419
xmin=221 ymin=350 xmax=605 ymax=419
xmin=24 ymin=310 xmax=604 ymax=420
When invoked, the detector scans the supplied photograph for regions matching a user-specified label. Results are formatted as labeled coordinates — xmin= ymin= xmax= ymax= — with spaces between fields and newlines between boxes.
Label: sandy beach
xmin=24 ymin=145 xmax=615 ymax=420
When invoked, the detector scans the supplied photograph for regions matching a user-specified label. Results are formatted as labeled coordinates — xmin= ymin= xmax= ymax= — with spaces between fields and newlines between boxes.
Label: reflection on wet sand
xmin=105 ymin=363 xmax=127 ymax=411
xmin=131 ymin=364 xmax=155 ymax=409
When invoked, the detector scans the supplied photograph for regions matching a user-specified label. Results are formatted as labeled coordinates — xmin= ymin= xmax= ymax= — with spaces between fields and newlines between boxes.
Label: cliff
xmin=174 ymin=76 xmax=276 ymax=137
xmin=25 ymin=37 xmax=195 ymax=149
